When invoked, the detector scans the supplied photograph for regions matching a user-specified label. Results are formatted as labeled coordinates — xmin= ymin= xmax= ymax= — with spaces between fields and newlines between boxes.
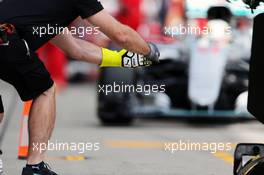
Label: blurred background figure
xmin=231 ymin=16 xmax=253 ymax=60
xmin=138 ymin=0 xmax=164 ymax=42
xmin=116 ymin=0 xmax=142 ymax=30
xmin=163 ymin=0 xmax=185 ymax=31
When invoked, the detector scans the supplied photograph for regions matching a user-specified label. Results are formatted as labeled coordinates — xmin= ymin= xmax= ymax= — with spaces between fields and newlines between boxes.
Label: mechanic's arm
xmin=51 ymin=15 xmax=159 ymax=68
xmin=51 ymin=30 xmax=102 ymax=65
xmin=87 ymin=10 xmax=150 ymax=55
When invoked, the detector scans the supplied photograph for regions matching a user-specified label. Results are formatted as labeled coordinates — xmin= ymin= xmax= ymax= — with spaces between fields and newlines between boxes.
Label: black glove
xmin=145 ymin=42 xmax=160 ymax=64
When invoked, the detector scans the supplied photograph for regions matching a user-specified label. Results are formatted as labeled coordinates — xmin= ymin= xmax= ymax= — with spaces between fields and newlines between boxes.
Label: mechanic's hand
xmin=120 ymin=49 xmax=152 ymax=68
xmin=145 ymin=42 xmax=160 ymax=64
xmin=100 ymin=45 xmax=160 ymax=68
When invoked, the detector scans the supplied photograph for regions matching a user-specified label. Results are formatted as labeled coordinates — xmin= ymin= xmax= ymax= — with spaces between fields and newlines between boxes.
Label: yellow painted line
xmin=212 ymin=143 xmax=237 ymax=165
xmin=45 ymin=155 xmax=87 ymax=161
xmin=213 ymin=151 xmax=234 ymax=165
xmin=104 ymin=140 xmax=164 ymax=149
xmin=105 ymin=140 xmax=236 ymax=166
xmin=65 ymin=155 xmax=87 ymax=161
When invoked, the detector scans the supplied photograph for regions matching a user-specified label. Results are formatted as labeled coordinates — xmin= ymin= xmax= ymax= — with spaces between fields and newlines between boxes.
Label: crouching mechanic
xmin=0 ymin=0 xmax=160 ymax=174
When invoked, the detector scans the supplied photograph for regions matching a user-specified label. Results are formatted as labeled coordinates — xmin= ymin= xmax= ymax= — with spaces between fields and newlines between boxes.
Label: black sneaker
xmin=22 ymin=162 xmax=58 ymax=175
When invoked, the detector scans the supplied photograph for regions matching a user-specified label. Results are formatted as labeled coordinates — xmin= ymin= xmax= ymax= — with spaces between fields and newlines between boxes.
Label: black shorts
xmin=0 ymin=34 xmax=54 ymax=102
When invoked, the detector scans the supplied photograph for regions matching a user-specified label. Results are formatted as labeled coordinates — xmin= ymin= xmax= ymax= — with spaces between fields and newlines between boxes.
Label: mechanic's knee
xmin=42 ymin=84 xmax=56 ymax=97
xmin=36 ymin=84 xmax=56 ymax=100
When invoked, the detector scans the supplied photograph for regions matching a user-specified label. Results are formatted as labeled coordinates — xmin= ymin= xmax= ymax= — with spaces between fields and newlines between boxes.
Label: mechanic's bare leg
xmin=27 ymin=85 xmax=56 ymax=165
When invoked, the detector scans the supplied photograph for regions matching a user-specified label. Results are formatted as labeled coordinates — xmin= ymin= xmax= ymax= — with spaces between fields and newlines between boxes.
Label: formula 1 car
xmin=97 ymin=6 xmax=252 ymax=125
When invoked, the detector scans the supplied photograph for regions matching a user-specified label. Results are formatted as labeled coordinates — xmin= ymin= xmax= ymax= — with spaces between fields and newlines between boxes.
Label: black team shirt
xmin=0 ymin=0 xmax=104 ymax=50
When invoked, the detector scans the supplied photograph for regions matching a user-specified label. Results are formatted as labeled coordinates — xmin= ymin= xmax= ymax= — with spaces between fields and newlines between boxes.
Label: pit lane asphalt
xmin=1 ymin=81 xmax=263 ymax=175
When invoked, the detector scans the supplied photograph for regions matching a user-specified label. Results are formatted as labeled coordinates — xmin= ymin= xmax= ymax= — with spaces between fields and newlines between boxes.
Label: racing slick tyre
xmin=97 ymin=68 xmax=135 ymax=125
